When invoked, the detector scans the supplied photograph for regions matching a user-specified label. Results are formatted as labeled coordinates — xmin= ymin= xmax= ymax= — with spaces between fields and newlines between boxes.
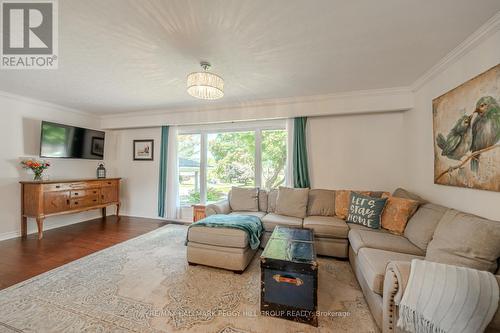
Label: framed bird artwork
xmin=433 ymin=63 xmax=500 ymax=192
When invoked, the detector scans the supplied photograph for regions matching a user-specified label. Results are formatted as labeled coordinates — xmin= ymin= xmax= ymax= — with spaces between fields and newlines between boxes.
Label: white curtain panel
xmin=285 ymin=118 xmax=294 ymax=187
xmin=166 ymin=126 xmax=180 ymax=219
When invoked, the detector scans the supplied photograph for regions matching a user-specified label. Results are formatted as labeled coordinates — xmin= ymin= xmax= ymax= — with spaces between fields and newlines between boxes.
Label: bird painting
xmin=432 ymin=63 xmax=500 ymax=192
xmin=470 ymin=96 xmax=500 ymax=172
xmin=436 ymin=113 xmax=474 ymax=160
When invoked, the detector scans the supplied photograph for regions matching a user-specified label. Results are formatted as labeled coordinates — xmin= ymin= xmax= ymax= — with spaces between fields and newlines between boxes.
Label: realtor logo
xmin=1 ymin=0 xmax=58 ymax=69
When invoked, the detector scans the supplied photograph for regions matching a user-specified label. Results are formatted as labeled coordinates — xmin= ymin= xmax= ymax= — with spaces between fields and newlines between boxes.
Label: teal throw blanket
xmin=187 ymin=214 xmax=263 ymax=250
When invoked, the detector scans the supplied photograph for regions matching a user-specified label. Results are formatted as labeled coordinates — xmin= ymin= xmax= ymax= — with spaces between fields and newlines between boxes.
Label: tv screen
xmin=40 ymin=121 xmax=105 ymax=159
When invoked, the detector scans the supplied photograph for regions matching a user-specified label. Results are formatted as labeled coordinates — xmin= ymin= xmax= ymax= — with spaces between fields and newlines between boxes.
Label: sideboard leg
xmin=21 ymin=216 xmax=27 ymax=238
xmin=36 ymin=217 xmax=44 ymax=240
xmin=116 ymin=203 xmax=121 ymax=219
xmin=101 ymin=207 xmax=106 ymax=218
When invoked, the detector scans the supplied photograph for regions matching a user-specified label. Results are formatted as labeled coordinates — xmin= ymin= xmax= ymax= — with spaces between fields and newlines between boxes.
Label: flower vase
xmin=33 ymin=171 xmax=43 ymax=181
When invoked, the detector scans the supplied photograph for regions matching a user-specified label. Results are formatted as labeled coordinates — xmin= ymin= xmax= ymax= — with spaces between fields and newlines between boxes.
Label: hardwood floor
xmin=0 ymin=216 xmax=169 ymax=290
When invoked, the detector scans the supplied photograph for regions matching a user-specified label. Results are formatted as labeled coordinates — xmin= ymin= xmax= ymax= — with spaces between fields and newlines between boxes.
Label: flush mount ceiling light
xmin=187 ymin=62 xmax=224 ymax=100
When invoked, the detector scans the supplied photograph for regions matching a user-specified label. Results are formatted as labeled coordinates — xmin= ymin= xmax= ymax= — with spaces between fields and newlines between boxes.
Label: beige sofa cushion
xmin=267 ymin=189 xmax=278 ymax=213
xmin=426 ymin=209 xmax=500 ymax=272
xmin=392 ymin=188 xmax=427 ymax=204
xmin=303 ymin=216 xmax=348 ymax=238
xmin=404 ymin=203 xmax=448 ymax=251
xmin=229 ymin=211 xmax=266 ymax=219
xmin=357 ymin=248 xmax=423 ymax=295
xmin=349 ymin=229 xmax=425 ymax=256
xmin=258 ymin=190 xmax=268 ymax=212
xmin=262 ymin=213 xmax=303 ymax=232
xmin=275 ymin=186 xmax=309 ymax=218
xmin=229 ymin=187 xmax=258 ymax=212
xmin=188 ymin=226 xmax=248 ymax=248
xmin=307 ymin=189 xmax=335 ymax=216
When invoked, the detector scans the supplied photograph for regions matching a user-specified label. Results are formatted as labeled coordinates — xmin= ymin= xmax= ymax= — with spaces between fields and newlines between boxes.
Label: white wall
xmin=0 ymin=93 xmax=103 ymax=240
xmin=100 ymin=87 xmax=413 ymax=129
xmin=309 ymin=112 xmax=406 ymax=191
xmin=404 ymin=28 xmax=500 ymax=220
xmin=104 ymin=114 xmax=407 ymax=219
xmin=104 ymin=128 xmax=161 ymax=219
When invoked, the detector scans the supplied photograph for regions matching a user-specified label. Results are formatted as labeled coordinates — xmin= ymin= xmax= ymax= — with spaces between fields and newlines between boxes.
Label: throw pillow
xmin=334 ymin=190 xmax=371 ymax=219
xmin=380 ymin=194 xmax=420 ymax=235
xmin=307 ymin=189 xmax=335 ymax=216
xmin=275 ymin=186 xmax=309 ymax=218
xmin=425 ymin=209 xmax=500 ymax=273
xmin=229 ymin=187 xmax=258 ymax=212
xmin=346 ymin=192 xmax=387 ymax=229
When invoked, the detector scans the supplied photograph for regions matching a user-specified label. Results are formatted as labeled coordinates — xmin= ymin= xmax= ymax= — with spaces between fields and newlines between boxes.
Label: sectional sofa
xmin=193 ymin=187 xmax=500 ymax=332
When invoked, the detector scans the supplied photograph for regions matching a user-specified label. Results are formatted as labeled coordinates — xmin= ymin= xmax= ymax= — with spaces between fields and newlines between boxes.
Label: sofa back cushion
xmin=276 ymin=186 xmax=309 ymax=218
xmin=258 ymin=190 xmax=268 ymax=212
xmin=307 ymin=189 xmax=335 ymax=216
xmin=229 ymin=187 xmax=258 ymax=212
xmin=404 ymin=203 xmax=448 ymax=251
xmin=392 ymin=188 xmax=427 ymax=204
xmin=267 ymin=189 xmax=278 ymax=213
xmin=425 ymin=209 xmax=500 ymax=273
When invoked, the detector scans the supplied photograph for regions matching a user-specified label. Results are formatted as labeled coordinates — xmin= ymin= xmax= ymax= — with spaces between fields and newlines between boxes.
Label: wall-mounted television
xmin=40 ymin=121 xmax=105 ymax=159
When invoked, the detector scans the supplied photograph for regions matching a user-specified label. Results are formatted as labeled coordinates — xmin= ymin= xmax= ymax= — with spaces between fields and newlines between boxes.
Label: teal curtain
xmin=293 ymin=117 xmax=310 ymax=188
xmin=158 ymin=126 xmax=169 ymax=217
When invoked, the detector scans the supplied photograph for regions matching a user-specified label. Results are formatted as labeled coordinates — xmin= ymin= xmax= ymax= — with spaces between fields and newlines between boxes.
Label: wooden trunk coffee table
xmin=260 ymin=226 xmax=318 ymax=326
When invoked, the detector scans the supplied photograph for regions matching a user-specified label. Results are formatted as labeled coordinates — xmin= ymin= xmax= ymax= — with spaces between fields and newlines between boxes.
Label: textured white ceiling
xmin=1 ymin=0 xmax=499 ymax=114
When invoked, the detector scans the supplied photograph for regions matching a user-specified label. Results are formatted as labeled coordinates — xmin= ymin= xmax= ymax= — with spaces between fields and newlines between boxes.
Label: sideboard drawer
xmin=71 ymin=189 xmax=100 ymax=198
xmin=69 ymin=182 xmax=100 ymax=189
xmin=100 ymin=180 xmax=118 ymax=187
xmin=43 ymin=183 xmax=72 ymax=192
xmin=70 ymin=195 xmax=100 ymax=209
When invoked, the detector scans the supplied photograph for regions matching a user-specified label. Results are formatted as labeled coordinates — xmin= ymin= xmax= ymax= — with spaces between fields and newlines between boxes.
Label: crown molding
xmin=100 ymin=86 xmax=413 ymax=129
xmin=100 ymin=86 xmax=412 ymax=120
xmin=0 ymin=90 xmax=99 ymax=120
xmin=411 ymin=11 xmax=500 ymax=92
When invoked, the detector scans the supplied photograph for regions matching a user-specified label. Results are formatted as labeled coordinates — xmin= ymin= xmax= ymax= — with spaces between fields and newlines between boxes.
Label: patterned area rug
xmin=0 ymin=225 xmax=378 ymax=332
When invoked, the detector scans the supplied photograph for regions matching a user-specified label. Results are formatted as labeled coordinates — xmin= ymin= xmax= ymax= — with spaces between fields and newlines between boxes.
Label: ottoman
xmin=186 ymin=226 xmax=258 ymax=273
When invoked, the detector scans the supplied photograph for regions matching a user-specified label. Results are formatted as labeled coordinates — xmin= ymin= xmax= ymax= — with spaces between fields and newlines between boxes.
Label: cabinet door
xmin=101 ymin=186 xmax=118 ymax=204
xmin=44 ymin=191 xmax=70 ymax=214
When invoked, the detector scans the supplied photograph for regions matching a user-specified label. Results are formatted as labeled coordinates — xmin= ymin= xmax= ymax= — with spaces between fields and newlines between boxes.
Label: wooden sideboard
xmin=20 ymin=178 xmax=121 ymax=239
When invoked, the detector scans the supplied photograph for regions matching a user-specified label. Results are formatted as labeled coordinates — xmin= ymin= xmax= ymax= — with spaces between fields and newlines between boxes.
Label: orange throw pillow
xmin=381 ymin=194 xmax=420 ymax=235
xmin=335 ymin=190 xmax=371 ymax=219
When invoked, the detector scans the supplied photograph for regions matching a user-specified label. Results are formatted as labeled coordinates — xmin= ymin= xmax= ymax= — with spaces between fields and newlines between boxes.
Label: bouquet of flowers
xmin=21 ymin=159 xmax=50 ymax=181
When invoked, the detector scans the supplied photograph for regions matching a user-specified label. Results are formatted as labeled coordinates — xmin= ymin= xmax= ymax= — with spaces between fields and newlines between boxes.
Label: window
xmin=207 ymin=131 xmax=256 ymax=203
xmin=177 ymin=121 xmax=287 ymax=214
xmin=262 ymin=129 xmax=287 ymax=189
xmin=178 ymin=134 xmax=201 ymax=206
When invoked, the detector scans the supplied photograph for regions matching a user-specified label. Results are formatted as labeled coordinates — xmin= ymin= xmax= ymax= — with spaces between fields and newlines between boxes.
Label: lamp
xmin=187 ymin=62 xmax=224 ymax=100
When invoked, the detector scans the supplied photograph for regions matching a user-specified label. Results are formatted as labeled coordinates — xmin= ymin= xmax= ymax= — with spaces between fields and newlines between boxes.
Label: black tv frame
xmin=39 ymin=121 xmax=105 ymax=160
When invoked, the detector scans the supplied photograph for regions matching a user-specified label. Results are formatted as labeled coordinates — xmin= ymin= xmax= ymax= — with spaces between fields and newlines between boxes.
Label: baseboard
xmin=0 ymin=212 xmax=180 ymax=242
xmin=0 ymin=212 xmax=106 ymax=241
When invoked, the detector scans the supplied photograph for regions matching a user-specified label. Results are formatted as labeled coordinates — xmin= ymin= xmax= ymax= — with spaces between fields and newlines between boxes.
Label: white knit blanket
xmin=397 ymin=259 xmax=499 ymax=333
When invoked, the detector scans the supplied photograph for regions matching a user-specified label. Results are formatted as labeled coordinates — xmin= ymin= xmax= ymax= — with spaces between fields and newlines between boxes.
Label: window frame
xmin=177 ymin=120 xmax=287 ymax=206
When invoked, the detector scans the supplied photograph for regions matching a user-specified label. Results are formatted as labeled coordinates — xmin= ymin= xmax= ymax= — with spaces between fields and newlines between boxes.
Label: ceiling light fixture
xmin=187 ymin=62 xmax=224 ymax=100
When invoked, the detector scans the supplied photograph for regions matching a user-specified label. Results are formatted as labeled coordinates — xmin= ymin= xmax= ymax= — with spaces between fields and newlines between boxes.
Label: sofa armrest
xmin=382 ymin=261 xmax=411 ymax=333
xmin=382 ymin=262 xmax=500 ymax=333
xmin=205 ymin=200 xmax=231 ymax=216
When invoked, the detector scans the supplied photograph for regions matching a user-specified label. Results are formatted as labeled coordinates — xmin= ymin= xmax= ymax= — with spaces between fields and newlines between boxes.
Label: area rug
xmin=0 ymin=225 xmax=378 ymax=332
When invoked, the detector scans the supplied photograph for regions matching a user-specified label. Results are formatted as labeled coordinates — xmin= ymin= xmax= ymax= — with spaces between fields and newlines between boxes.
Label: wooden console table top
xmin=19 ymin=177 xmax=121 ymax=184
